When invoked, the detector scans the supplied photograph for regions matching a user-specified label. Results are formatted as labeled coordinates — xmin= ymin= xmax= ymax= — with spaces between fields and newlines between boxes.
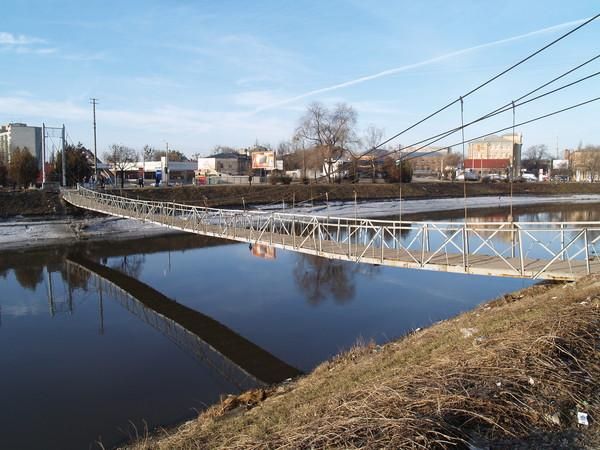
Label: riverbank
xmin=3 ymin=182 xmax=600 ymax=217
xmin=0 ymin=216 xmax=176 ymax=251
xmin=108 ymin=181 xmax=600 ymax=209
xmin=124 ymin=275 xmax=599 ymax=449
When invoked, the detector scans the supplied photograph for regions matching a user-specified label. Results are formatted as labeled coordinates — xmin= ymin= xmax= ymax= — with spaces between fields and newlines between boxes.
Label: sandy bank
xmin=0 ymin=216 xmax=177 ymax=251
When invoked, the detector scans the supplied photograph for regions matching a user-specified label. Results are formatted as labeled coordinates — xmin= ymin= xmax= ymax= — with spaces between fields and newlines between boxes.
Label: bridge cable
xmin=367 ymin=65 xmax=600 ymax=168
xmin=357 ymin=13 xmax=600 ymax=159
xmin=510 ymin=101 xmax=516 ymax=221
xmin=402 ymin=95 xmax=600 ymax=162
xmin=460 ymin=97 xmax=467 ymax=223
xmin=393 ymin=65 xmax=600 ymax=163
xmin=323 ymin=54 xmax=600 ymax=182
xmin=372 ymin=69 xmax=600 ymax=168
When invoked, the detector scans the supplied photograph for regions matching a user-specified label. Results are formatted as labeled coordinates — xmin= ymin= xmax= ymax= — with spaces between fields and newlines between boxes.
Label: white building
xmin=0 ymin=123 xmax=43 ymax=168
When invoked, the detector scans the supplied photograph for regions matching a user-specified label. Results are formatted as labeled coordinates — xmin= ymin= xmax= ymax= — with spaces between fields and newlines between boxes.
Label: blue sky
xmin=1 ymin=1 xmax=598 ymax=158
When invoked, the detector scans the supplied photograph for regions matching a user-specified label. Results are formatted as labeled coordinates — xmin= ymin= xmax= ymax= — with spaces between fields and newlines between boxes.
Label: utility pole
xmin=41 ymin=123 xmax=46 ymax=185
xmin=90 ymin=98 xmax=99 ymax=183
xmin=165 ymin=141 xmax=169 ymax=185
xmin=61 ymin=124 xmax=66 ymax=187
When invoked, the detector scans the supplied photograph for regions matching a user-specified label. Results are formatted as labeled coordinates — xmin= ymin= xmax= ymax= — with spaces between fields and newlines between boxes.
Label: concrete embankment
xmin=123 ymin=275 xmax=600 ymax=450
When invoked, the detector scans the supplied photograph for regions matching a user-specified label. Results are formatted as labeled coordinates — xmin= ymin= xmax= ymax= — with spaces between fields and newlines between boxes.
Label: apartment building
xmin=464 ymin=133 xmax=522 ymax=177
xmin=0 ymin=123 xmax=43 ymax=168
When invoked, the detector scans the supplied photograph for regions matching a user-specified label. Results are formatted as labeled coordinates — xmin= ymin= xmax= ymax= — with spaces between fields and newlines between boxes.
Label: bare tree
xmin=362 ymin=125 xmax=385 ymax=182
xmin=580 ymin=145 xmax=600 ymax=182
xmin=277 ymin=140 xmax=293 ymax=156
xmin=363 ymin=125 xmax=384 ymax=150
xmin=522 ymin=144 xmax=550 ymax=174
xmin=294 ymin=102 xmax=358 ymax=183
xmin=0 ymin=162 xmax=7 ymax=186
xmin=443 ymin=151 xmax=462 ymax=180
xmin=142 ymin=145 xmax=155 ymax=161
xmin=8 ymin=147 xmax=38 ymax=188
xmin=211 ymin=145 xmax=236 ymax=155
xmin=104 ymin=144 xmax=138 ymax=188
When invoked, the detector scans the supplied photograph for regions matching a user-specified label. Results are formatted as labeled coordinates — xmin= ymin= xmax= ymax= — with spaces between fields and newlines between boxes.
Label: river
xmin=0 ymin=204 xmax=598 ymax=449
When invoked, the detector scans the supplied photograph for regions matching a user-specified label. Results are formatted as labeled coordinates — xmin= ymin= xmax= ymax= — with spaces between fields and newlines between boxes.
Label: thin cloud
xmin=0 ymin=31 xmax=45 ymax=45
xmin=254 ymin=17 xmax=592 ymax=113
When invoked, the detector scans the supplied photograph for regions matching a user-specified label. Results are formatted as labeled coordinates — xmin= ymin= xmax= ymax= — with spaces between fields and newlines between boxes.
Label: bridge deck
xmin=206 ymin=225 xmax=599 ymax=280
xmin=62 ymin=187 xmax=600 ymax=281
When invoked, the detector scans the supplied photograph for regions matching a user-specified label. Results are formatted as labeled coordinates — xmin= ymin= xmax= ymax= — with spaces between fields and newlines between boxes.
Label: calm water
xmin=0 ymin=205 xmax=595 ymax=450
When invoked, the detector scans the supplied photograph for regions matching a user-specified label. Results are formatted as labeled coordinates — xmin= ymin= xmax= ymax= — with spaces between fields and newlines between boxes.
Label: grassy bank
xmin=124 ymin=276 xmax=599 ymax=449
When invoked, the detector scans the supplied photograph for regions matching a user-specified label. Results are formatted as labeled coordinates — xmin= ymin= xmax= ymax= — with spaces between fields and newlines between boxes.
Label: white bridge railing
xmin=62 ymin=186 xmax=600 ymax=281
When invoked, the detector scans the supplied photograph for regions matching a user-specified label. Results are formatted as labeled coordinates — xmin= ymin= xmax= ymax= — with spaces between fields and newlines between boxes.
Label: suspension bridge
xmin=62 ymin=186 xmax=600 ymax=281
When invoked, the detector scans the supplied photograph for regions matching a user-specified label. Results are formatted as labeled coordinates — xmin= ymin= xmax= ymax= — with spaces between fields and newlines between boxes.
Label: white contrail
xmin=254 ymin=17 xmax=592 ymax=113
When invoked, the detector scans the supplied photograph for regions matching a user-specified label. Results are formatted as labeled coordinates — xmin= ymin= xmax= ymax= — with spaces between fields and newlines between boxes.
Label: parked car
xmin=521 ymin=173 xmax=537 ymax=182
xmin=482 ymin=173 xmax=505 ymax=183
xmin=456 ymin=170 xmax=479 ymax=181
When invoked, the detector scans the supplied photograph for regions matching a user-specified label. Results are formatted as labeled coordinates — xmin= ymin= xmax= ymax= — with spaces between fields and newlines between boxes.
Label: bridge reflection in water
xmin=66 ymin=256 xmax=302 ymax=390
xmin=63 ymin=186 xmax=600 ymax=281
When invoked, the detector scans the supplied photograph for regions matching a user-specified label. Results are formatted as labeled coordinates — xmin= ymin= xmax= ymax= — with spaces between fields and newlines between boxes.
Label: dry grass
xmin=124 ymin=277 xmax=600 ymax=449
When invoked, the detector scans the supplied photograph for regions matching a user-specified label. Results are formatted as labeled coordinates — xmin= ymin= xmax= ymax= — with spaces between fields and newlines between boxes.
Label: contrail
xmin=254 ymin=17 xmax=592 ymax=113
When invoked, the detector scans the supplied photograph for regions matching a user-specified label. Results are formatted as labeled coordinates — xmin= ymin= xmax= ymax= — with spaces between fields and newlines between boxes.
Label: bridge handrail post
xmin=518 ymin=227 xmax=525 ymax=276
xmin=560 ymin=223 xmax=565 ymax=261
xmin=292 ymin=217 xmax=296 ymax=248
xmin=464 ymin=224 xmax=469 ymax=270
xmin=421 ymin=224 xmax=427 ymax=267
xmin=380 ymin=226 xmax=384 ymax=263
xmin=348 ymin=224 xmax=352 ymax=257
xmin=584 ymin=228 xmax=590 ymax=274
xmin=319 ymin=221 xmax=323 ymax=253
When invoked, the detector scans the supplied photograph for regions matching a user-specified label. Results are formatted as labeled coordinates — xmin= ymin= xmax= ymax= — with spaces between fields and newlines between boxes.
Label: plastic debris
xmin=460 ymin=327 xmax=478 ymax=338
xmin=577 ymin=412 xmax=589 ymax=426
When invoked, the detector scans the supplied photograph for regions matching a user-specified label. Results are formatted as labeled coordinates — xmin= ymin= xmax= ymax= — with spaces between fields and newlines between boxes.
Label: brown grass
xmin=126 ymin=277 xmax=600 ymax=449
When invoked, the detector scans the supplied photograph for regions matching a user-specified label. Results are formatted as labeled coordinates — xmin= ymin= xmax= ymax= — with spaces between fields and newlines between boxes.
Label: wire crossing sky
xmin=0 ymin=1 xmax=598 ymax=155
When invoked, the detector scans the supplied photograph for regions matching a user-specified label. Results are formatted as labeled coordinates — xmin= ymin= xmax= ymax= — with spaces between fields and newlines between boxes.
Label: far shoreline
xmin=1 ymin=194 xmax=600 ymax=253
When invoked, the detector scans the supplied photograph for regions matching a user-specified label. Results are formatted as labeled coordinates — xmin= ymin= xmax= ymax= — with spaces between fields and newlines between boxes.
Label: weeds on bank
xmin=126 ymin=278 xmax=599 ymax=449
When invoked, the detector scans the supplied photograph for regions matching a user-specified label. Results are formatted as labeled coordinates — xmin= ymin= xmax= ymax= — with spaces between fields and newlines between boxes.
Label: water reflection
xmin=66 ymin=256 xmax=301 ymax=388
xmin=109 ymin=254 xmax=146 ymax=278
xmin=294 ymin=254 xmax=379 ymax=305
xmin=14 ymin=265 xmax=44 ymax=290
